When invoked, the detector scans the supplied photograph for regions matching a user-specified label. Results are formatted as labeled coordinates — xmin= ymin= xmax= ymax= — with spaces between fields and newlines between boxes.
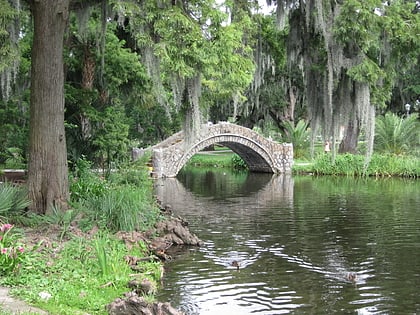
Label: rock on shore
xmin=107 ymin=293 xmax=184 ymax=315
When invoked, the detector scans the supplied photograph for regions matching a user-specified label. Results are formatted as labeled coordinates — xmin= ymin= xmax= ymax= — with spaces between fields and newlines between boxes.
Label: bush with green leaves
xmin=366 ymin=154 xmax=419 ymax=178
xmin=231 ymin=154 xmax=248 ymax=170
xmin=1 ymin=147 xmax=26 ymax=169
xmin=375 ymin=112 xmax=419 ymax=156
xmin=70 ymin=156 xmax=161 ymax=233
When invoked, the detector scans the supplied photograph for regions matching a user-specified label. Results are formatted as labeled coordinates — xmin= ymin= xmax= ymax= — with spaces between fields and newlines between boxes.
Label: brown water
xmin=155 ymin=169 xmax=420 ymax=314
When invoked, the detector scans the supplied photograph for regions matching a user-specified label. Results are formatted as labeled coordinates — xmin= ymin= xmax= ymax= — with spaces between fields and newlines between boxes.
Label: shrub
xmin=231 ymin=154 xmax=248 ymax=170
xmin=375 ymin=112 xmax=419 ymax=155
xmin=2 ymin=147 xmax=26 ymax=169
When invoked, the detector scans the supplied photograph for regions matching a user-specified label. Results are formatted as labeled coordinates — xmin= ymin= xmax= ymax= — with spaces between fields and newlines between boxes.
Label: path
xmin=0 ymin=287 xmax=47 ymax=314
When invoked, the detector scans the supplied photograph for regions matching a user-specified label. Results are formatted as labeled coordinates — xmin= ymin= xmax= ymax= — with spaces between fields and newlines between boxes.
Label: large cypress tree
xmin=27 ymin=0 xmax=70 ymax=213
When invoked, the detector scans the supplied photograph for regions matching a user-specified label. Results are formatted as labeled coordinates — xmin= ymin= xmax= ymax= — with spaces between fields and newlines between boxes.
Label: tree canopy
xmin=0 ymin=0 xmax=419 ymax=212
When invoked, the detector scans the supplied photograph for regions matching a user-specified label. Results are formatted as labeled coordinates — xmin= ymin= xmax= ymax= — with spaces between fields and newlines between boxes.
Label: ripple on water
xmin=157 ymin=174 xmax=420 ymax=314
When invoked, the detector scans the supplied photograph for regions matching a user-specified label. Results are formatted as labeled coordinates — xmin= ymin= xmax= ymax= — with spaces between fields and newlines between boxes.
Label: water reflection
xmin=155 ymin=170 xmax=420 ymax=314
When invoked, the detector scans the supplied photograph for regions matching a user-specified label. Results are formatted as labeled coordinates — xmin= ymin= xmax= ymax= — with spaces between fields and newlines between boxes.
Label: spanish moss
xmin=183 ymin=74 xmax=202 ymax=145
xmin=0 ymin=0 xmax=20 ymax=101
xmin=285 ymin=0 xmax=377 ymax=162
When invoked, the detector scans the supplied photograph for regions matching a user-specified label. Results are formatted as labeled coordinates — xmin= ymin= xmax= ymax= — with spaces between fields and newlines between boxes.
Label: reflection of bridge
xmin=151 ymin=122 xmax=293 ymax=178
xmin=154 ymin=174 xmax=294 ymax=213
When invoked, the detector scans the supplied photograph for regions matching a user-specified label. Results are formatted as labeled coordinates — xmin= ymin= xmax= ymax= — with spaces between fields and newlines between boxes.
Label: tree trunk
xmin=338 ymin=118 xmax=360 ymax=154
xmin=27 ymin=0 xmax=70 ymax=214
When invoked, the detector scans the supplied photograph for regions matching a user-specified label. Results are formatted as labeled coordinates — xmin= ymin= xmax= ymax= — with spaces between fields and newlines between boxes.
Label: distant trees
xmin=0 ymin=0 xmax=418 ymax=213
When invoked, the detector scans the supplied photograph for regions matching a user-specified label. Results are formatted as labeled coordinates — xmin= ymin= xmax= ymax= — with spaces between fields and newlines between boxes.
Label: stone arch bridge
xmin=151 ymin=122 xmax=293 ymax=178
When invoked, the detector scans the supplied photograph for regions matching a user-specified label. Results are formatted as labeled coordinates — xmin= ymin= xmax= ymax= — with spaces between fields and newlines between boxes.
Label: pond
xmin=155 ymin=169 xmax=420 ymax=314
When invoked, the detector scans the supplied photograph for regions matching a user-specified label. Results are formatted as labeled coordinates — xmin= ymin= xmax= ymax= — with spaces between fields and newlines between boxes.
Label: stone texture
xmin=151 ymin=122 xmax=293 ymax=178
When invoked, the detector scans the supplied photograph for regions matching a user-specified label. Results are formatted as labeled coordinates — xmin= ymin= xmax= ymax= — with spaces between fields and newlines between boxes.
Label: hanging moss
xmin=285 ymin=0 xmax=381 ymax=163
xmin=0 ymin=0 xmax=20 ymax=100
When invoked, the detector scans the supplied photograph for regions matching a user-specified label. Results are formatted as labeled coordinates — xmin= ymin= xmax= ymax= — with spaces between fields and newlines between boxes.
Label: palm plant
xmin=0 ymin=184 xmax=31 ymax=221
xmin=282 ymin=119 xmax=310 ymax=159
xmin=374 ymin=112 xmax=419 ymax=156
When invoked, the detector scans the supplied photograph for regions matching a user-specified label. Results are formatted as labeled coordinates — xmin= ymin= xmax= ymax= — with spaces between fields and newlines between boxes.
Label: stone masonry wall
xmin=152 ymin=122 xmax=293 ymax=178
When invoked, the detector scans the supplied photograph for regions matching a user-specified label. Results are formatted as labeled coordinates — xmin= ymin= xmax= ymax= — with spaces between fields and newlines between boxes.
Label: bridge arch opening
xmin=173 ymin=134 xmax=276 ymax=177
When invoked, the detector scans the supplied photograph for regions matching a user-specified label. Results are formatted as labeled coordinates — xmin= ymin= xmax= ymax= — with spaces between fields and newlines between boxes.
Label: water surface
xmin=155 ymin=170 xmax=420 ymax=314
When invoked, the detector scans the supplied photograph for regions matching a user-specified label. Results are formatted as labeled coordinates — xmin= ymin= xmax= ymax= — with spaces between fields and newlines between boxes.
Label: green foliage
xmin=64 ymin=16 xmax=154 ymax=169
xmin=347 ymin=58 xmax=385 ymax=85
xmin=70 ymin=157 xmax=161 ymax=233
xmin=0 ymin=0 xmax=19 ymax=73
xmin=186 ymin=151 xmax=235 ymax=169
xmin=310 ymin=153 xmax=419 ymax=178
xmin=78 ymin=185 xmax=160 ymax=232
xmin=231 ymin=154 xmax=248 ymax=170
xmin=0 ymin=101 xmax=30 ymax=165
xmin=0 ymin=184 xmax=31 ymax=221
xmin=334 ymin=0 xmax=383 ymax=53
xmin=70 ymin=158 xmax=109 ymax=202
xmin=0 ymin=223 xmax=26 ymax=275
xmin=133 ymin=0 xmax=255 ymax=104
xmin=312 ymin=153 xmax=365 ymax=176
xmin=281 ymin=120 xmax=310 ymax=159
xmin=374 ymin=112 xmax=419 ymax=155
xmin=106 ymin=153 xmax=153 ymax=187
xmin=366 ymin=154 xmax=419 ymax=178
xmin=91 ymin=104 xmax=130 ymax=170
xmin=1 ymin=147 xmax=25 ymax=168
xmin=94 ymin=233 xmax=113 ymax=277
xmin=8 ymin=233 xmax=161 ymax=315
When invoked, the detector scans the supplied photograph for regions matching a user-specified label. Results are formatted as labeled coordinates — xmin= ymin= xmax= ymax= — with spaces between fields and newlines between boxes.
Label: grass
xmin=0 ymin=156 xmax=165 ymax=314
xmin=182 ymin=145 xmax=419 ymax=178
xmin=186 ymin=151 xmax=235 ymax=168
xmin=293 ymin=153 xmax=419 ymax=178
xmin=5 ymin=233 xmax=162 ymax=315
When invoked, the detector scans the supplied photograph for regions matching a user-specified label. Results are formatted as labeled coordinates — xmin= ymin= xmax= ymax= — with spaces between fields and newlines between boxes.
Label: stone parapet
xmin=152 ymin=123 xmax=293 ymax=178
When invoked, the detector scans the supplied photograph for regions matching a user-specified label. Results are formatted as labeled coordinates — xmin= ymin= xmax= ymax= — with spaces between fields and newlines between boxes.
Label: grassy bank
xmin=185 ymin=150 xmax=247 ymax=170
xmin=293 ymin=153 xmax=419 ymax=178
xmin=0 ymin=157 xmax=164 ymax=315
xmin=187 ymin=149 xmax=419 ymax=178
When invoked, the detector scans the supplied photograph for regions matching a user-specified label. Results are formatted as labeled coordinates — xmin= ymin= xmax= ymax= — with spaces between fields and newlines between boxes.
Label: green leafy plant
xmin=375 ymin=112 xmax=419 ymax=156
xmin=10 ymin=233 xmax=161 ymax=315
xmin=0 ymin=223 xmax=26 ymax=275
xmin=79 ymin=186 xmax=161 ymax=232
xmin=70 ymin=157 xmax=109 ymax=202
xmin=231 ymin=154 xmax=248 ymax=170
xmin=0 ymin=184 xmax=31 ymax=221
xmin=3 ymin=147 xmax=25 ymax=169
xmin=309 ymin=153 xmax=419 ymax=178
xmin=281 ymin=120 xmax=310 ymax=159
